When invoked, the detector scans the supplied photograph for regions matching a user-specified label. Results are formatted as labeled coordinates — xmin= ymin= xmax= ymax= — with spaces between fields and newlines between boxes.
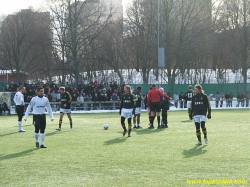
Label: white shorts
xmin=135 ymin=107 xmax=141 ymax=115
xmin=60 ymin=108 xmax=71 ymax=114
xmin=194 ymin=115 xmax=206 ymax=123
xmin=187 ymin=101 xmax=191 ymax=108
xmin=121 ymin=108 xmax=134 ymax=119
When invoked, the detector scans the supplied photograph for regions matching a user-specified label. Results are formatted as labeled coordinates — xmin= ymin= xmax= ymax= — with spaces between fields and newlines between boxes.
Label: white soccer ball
xmin=104 ymin=124 xmax=109 ymax=130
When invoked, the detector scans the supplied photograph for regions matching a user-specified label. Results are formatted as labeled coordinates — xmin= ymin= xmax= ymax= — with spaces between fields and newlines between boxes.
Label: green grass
xmin=1 ymin=110 xmax=250 ymax=187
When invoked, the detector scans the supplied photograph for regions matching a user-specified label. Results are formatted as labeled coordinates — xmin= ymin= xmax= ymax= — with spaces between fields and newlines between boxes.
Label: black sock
xmin=150 ymin=116 xmax=155 ymax=126
xmin=157 ymin=116 xmax=160 ymax=126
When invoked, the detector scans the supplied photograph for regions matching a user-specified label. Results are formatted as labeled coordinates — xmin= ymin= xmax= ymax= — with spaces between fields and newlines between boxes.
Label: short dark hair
xmin=152 ymin=84 xmax=156 ymax=88
xmin=137 ymin=85 xmax=142 ymax=90
xmin=36 ymin=87 xmax=44 ymax=92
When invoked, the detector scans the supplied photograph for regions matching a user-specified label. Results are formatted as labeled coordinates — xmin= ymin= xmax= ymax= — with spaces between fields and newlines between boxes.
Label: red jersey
xmin=147 ymin=89 xmax=170 ymax=107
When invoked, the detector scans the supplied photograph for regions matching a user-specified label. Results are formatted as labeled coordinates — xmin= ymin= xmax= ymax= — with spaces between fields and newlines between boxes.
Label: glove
xmin=132 ymin=109 xmax=135 ymax=115
xmin=189 ymin=114 xmax=193 ymax=120
xmin=119 ymin=110 xmax=121 ymax=115
xmin=207 ymin=114 xmax=211 ymax=119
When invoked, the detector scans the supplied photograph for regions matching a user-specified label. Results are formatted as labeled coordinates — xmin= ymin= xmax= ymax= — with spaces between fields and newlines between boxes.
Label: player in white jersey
xmin=24 ymin=87 xmax=54 ymax=148
xmin=13 ymin=85 xmax=26 ymax=132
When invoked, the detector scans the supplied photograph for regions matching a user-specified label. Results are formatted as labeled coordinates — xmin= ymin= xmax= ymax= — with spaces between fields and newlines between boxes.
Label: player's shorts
xmin=60 ymin=108 xmax=71 ymax=114
xmin=121 ymin=108 xmax=133 ymax=119
xmin=150 ymin=102 xmax=161 ymax=112
xmin=187 ymin=101 xmax=191 ymax=108
xmin=194 ymin=115 xmax=206 ymax=123
xmin=134 ymin=107 xmax=141 ymax=115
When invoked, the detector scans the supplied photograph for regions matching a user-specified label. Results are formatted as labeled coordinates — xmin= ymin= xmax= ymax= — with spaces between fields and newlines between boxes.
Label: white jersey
xmin=24 ymin=96 xmax=54 ymax=121
xmin=14 ymin=92 xmax=25 ymax=106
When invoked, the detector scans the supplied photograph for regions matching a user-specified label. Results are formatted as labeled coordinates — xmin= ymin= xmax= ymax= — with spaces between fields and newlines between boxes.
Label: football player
xmin=189 ymin=84 xmax=211 ymax=145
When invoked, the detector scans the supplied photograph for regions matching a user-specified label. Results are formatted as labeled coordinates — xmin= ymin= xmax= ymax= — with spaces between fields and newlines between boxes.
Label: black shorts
xmin=150 ymin=102 xmax=161 ymax=112
xmin=34 ymin=114 xmax=46 ymax=133
xmin=16 ymin=105 xmax=24 ymax=121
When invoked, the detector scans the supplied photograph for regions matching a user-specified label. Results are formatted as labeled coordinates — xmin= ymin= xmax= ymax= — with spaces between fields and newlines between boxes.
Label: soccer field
xmin=1 ymin=110 xmax=249 ymax=187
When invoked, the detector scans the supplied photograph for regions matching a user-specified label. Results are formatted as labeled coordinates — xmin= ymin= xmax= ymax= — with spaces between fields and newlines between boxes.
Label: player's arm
xmin=206 ymin=96 xmax=211 ymax=119
xmin=189 ymin=98 xmax=194 ymax=120
xmin=119 ymin=96 xmax=123 ymax=115
xmin=132 ymin=94 xmax=136 ymax=114
xmin=147 ymin=91 xmax=151 ymax=108
xmin=24 ymin=99 xmax=34 ymax=121
xmin=67 ymin=92 xmax=72 ymax=106
xmin=159 ymin=90 xmax=171 ymax=100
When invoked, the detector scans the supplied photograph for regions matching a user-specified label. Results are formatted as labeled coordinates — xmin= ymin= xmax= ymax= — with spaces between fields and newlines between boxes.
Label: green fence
xmin=130 ymin=83 xmax=250 ymax=97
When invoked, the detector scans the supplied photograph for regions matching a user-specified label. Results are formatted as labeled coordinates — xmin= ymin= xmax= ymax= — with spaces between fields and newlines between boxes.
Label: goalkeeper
xmin=189 ymin=84 xmax=211 ymax=145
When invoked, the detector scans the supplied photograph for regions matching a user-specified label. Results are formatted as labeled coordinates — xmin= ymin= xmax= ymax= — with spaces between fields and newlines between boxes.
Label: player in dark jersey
xmin=119 ymin=85 xmax=136 ymax=137
xmin=132 ymin=85 xmax=143 ymax=129
xmin=189 ymin=84 xmax=211 ymax=145
xmin=56 ymin=87 xmax=73 ymax=131
xmin=185 ymin=85 xmax=195 ymax=118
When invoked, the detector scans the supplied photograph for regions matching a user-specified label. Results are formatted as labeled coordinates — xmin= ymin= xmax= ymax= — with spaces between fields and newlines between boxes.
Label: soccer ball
xmin=104 ymin=124 xmax=109 ymax=130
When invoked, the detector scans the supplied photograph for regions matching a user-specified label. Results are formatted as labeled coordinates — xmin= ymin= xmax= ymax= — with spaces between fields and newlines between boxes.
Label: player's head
xmin=36 ymin=87 xmax=44 ymax=97
xmin=137 ymin=85 xmax=142 ymax=91
xmin=18 ymin=85 xmax=25 ymax=93
xmin=188 ymin=85 xmax=193 ymax=90
xmin=151 ymin=84 xmax=157 ymax=89
xmin=195 ymin=84 xmax=202 ymax=94
xmin=59 ymin=87 xmax=65 ymax=94
xmin=124 ymin=85 xmax=131 ymax=94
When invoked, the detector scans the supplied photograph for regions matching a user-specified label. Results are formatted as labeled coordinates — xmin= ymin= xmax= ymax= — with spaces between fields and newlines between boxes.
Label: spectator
xmin=225 ymin=92 xmax=230 ymax=107
xmin=229 ymin=91 xmax=234 ymax=107
xmin=215 ymin=92 xmax=220 ymax=108
xmin=245 ymin=92 xmax=250 ymax=107
xmin=173 ymin=92 xmax=179 ymax=108
xmin=2 ymin=101 xmax=10 ymax=115
xmin=220 ymin=92 xmax=225 ymax=107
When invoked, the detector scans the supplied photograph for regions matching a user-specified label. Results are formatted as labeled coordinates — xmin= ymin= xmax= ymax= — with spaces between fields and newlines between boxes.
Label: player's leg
xmin=201 ymin=119 xmax=208 ymax=144
xmin=17 ymin=106 xmax=25 ymax=132
xmin=194 ymin=116 xmax=202 ymax=145
xmin=67 ymin=113 xmax=73 ymax=130
xmin=40 ymin=115 xmax=47 ymax=148
xmin=133 ymin=114 xmax=137 ymax=129
xmin=57 ymin=112 xmax=64 ymax=130
xmin=149 ymin=110 xmax=155 ymax=129
xmin=156 ymin=112 xmax=161 ymax=129
xmin=121 ymin=116 xmax=127 ymax=136
xmin=137 ymin=113 xmax=142 ymax=128
xmin=127 ymin=118 xmax=132 ymax=137
xmin=34 ymin=115 xmax=40 ymax=148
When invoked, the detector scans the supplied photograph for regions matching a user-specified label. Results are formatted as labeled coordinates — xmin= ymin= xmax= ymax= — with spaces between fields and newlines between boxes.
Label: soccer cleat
xmin=133 ymin=125 xmax=137 ymax=129
xmin=36 ymin=142 xmax=39 ymax=148
xmin=204 ymin=138 xmax=208 ymax=144
xmin=195 ymin=142 xmax=202 ymax=145
xmin=137 ymin=125 xmax=143 ymax=129
xmin=157 ymin=125 xmax=161 ymax=129
xmin=40 ymin=144 xmax=47 ymax=148
xmin=123 ymin=129 xmax=127 ymax=136
xmin=69 ymin=128 xmax=73 ymax=131
xmin=18 ymin=129 xmax=26 ymax=132
xmin=56 ymin=128 xmax=61 ymax=131
xmin=165 ymin=124 xmax=168 ymax=128
xmin=128 ymin=134 xmax=131 ymax=137
xmin=148 ymin=125 xmax=154 ymax=129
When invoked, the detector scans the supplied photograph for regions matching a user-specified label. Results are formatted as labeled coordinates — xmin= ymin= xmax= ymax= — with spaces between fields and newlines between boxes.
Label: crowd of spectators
xmin=4 ymin=81 xmax=250 ymax=110
xmin=5 ymin=80 xmax=127 ymax=110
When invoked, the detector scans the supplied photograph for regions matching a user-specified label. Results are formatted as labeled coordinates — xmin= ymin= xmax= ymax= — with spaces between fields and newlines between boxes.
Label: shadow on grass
xmin=0 ymin=148 xmax=37 ymax=161
xmin=182 ymin=145 xmax=207 ymax=158
xmin=181 ymin=120 xmax=192 ymax=123
xmin=133 ymin=128 xmax=165 ymax=135
xmin=0 ymin=131 xmax=19 ymax=137
xmin=45 ymin=130 xmax=68 ymax=137
xmin=104 ymin=137 xmax=127 ymax=145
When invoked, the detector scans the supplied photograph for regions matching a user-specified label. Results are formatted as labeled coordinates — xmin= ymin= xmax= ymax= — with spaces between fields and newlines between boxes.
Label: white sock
xmin=40 ymin=133 xmax=45 ymax=145
xmin=34 ymin=133 xmax=39 ymax=142
xmin=18 ymin=121 xmax=22 ymax=131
